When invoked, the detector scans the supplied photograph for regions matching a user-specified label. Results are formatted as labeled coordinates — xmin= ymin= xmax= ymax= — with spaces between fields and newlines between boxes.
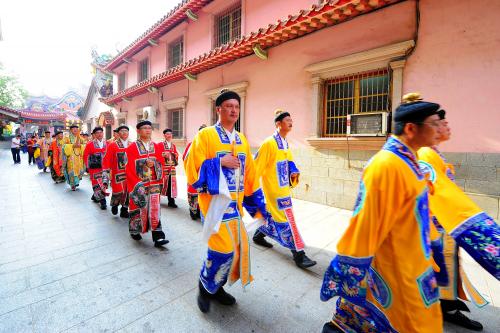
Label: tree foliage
xmin=0 ymin=63 xmax=28 ymax=109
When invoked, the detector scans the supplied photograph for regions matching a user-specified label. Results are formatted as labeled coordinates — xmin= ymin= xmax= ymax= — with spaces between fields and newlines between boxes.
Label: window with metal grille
xmin=214 ymin=5 xmax=241 ymax=48
xmin=323 ymin=69 xmax=391 ymax=137
xmin=211 ymin=100 xmax=240 ymax=132
xmin=118 ymin=72 xmax=126 ymax=91
xmin=167 ymin=108 xmax=184 ymax=139
xmin=138 ymin=58 xmax=149 ymax=82
xmin=168 ymin=38 xmax=184 ymax=68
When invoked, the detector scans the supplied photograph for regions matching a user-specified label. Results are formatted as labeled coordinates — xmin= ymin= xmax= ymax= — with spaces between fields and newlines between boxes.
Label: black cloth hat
xmin=136 ymin=120 xmax=152 ymax=129
xmin=92 ymin=127 xmax=104 ymax=134
xmin=113 ymin=128 xmax=119 ymax=133
xmin=394 ymin=93 xmax=440 ymax=123
xmin=215 ymin=90 xmax=240 ymax=107
xmin=438 ymin=109 xmax=446 ymax=120
xmin=117 ymin=125 xmax=129 ymax=131
xmin=81 ymin=133 xmax=89 ymax=136
xmin=274 ymin=109 xmax=291 ymax=123
xmin=44 ymin=130 xmax=51 ymax=134
xmin=54 ymin=131 xmax=63 ymax=136
xmin=163 ymin=128 xmax=173 ymax=134
xmin=69 ymin=125 xmax=79 ymax=129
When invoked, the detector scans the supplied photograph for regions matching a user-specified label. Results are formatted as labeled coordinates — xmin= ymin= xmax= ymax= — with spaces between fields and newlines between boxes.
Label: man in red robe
xmin=83 ymin=127 xmax=108 ymax=210
xmin=159 ymin=128 xmax=179 ymax=208
xmin=50 ymin=131 xmax=66 ymax=183
xmin=183 ymin=124 xmax=206 ymax=220
xmin=103 ymin=125 xmax=130 ymax=218
xmin=126 ymin=120 xmax=169 ymax=247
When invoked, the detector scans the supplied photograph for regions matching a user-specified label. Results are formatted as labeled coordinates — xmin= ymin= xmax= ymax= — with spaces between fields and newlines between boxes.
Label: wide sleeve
xmin=126 ymin=145 xmax=146 ymax=208
xmin=102 ymin=143 xmax=114 ymax=185
xmin=83 ymin=142 xmax=91 ymax=169
xmin=184 ymin=130 xmax=222 ymax=195
xmin=320 ymin=162 xmax=402 ymax=304
xmin=287 ymin=149 xmax=300 ymax=188
xmin=242 ymin=138 xmax=268 ymax=219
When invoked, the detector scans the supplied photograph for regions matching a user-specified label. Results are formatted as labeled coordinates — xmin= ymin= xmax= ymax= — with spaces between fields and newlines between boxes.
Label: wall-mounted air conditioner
xmin=347 ymin=112 xmax=389 ymax=137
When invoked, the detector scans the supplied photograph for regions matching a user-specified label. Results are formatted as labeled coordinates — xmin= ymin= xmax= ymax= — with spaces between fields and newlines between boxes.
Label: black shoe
xmin=253 ymin=231 xmax=273 ymax=248
xmin=168 ymin=200 xmax=178 ymax=208
xmin=190 ymin=211 xmax=198 ymax=220
xmin=130 ymin=234 xmax=142 ymax=241
xmin=111 ymin=205 xmax=118 ymax=215
xmin=443 ymin=310 xmax=483 ymax=331
xmin=197 ymin=281 xmax=211 ymax=313
xmin=120 ymin=207 xmax=129 ymax=218
xmin=322 ymin=322 xmax=343 ymax=333
xmin=293 ymin=251 xmax=317 ymax=269
xmin=100 ymin=199 xmax=107 ymax=210
xmin=213 ymin=286 xmax=236 ymax=306
xmin=91 ymin=195 xmax=98 ymax=202
xmin=154 ymin=239 xmax=169 ymax=247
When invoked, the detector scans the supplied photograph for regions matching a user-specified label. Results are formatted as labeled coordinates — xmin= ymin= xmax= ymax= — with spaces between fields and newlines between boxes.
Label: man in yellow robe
xmin=62 ymin=125 xmax=85 ymax=191
xmin=252 ymin=109 xmax=316 ymax=268
xmin=184 ymin=90 xmax=268 ymax=314
xmin=419 ymin=110 xmax=499 ymax=331
xmin=321 ymin=93 xmax=444 ymax=333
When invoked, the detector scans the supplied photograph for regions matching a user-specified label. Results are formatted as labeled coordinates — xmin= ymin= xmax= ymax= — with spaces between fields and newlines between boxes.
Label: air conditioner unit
xmin=142 ymin=106 xmax=154 ymax=122
xmin=347 ymin=112 xmax=389 ymax=136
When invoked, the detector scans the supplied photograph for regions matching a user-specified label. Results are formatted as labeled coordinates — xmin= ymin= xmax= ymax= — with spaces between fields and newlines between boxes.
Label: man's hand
xmin=146 ymin=159 xmax=155 ymax=168
xmin=221 ymin=154 xmax=240 ymax=169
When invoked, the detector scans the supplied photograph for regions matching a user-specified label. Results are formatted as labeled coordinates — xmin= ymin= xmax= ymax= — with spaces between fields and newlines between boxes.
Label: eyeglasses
xmin=415 ymin=121 xmax=441 ymax=128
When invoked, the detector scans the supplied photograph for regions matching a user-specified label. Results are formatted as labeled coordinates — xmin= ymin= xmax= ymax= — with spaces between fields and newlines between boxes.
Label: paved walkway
xmin=0 ymin=148 xmax=498 ymax=333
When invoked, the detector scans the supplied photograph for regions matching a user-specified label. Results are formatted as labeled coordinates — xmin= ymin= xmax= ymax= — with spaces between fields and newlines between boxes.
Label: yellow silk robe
xmin=184 ymin=123 xmax=266 ymax=293
xmin=62 ymin=134 xmax=85 ymax=187
xmin=321 ymin=136 xmax=442 ymax=333
xmin=419 ymin=147 xmax=499 ymax=286
xmin=254 ymin=132 xmax=304 ymax=250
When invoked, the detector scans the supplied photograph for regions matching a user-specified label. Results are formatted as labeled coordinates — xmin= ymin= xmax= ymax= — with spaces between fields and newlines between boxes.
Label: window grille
xmin=168 ymin=108 xmax=184 ymax=139
xmin=168 ymin=38 xmax=184 ymax=68
xmin=139 ymin=58 xmax=149 ymax=82
xmin=323 ymin=69 xmax=391 ymax=137
xmin=214 ymin=4 xmax=241 ymax=48
xmin=118 ymin=72 xmax=126 ymax=91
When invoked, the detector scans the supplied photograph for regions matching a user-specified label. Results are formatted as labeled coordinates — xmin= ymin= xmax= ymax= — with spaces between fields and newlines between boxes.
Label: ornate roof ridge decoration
xmin=103 ymin=0 xmax=213 ymax=71
xmin=102 ymin=0 xmax=402 ymax=105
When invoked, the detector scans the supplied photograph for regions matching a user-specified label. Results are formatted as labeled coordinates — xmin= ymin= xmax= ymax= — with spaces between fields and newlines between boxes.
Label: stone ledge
xmin=306 ymin=137 xmax=386 ymax=151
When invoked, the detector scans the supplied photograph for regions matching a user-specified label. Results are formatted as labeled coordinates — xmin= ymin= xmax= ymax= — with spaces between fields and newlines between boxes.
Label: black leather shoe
xmin=213 ymin=287 xmax=236 ymax=305
xmin=130 ymin=234 xmax=142 ymax=241
xmin=100 ymin=199 xmax=107 ymax=210
xmin=197 ymin=281 xmax=211 ymax=313
xmin=322 ymin=322 xmax=343 ymax=333
xmin=91 ymin=195 xmax=97 ymax=202
xmin=443 ymin=310 xmax=483 ymax=331
xmin=154 ymin=239 xmax=169 ymax=247
xmin=293 ymin=251 xmax=317 ymax=269
xmin=120 ymin=207 xmax=129 ymax=218
xmin=168 ymin=200 xmax=178 ymax=208
xmin=111 ymin=205 xmax=118 ymax=215
xmin=253 ymin=231 xmax=273 ymax=248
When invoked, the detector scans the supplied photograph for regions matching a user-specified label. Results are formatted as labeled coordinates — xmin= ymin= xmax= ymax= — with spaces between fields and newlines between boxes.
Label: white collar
xmin=223 ymin=126 xmax=236 ymax=143
xmin=120 ymin=139 xmax=129 ymax=147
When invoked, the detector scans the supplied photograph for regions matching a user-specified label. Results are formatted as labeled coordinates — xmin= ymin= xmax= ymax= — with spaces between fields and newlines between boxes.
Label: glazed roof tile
xmin=103 ymin=0 xmax=402 ymax=105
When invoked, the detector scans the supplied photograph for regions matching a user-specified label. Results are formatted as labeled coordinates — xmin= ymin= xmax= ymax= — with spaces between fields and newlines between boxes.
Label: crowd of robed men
xmin=29 ymin=89 xmax=499 ymax=332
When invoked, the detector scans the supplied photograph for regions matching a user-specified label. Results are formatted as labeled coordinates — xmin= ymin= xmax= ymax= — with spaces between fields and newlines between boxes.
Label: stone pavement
xmin=0 ymin=148 xmax=498 ymax=333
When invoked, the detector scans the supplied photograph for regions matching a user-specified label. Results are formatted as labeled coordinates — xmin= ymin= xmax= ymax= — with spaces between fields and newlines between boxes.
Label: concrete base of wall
xmin=291 ymin=147 xmax=500 ymax=220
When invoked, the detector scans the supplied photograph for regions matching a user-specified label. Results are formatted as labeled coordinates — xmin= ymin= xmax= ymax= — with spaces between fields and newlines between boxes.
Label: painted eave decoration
xmin=102 ymin=0 xmax=402 ymax=105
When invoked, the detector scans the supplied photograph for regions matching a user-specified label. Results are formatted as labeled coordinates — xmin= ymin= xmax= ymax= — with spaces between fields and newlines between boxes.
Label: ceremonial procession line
xmin=0 ymin=90 xmax=499 ymax=333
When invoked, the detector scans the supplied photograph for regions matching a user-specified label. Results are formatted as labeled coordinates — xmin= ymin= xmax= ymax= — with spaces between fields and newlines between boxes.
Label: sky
xmin=0 ymin=0 xmax=179 ymax=98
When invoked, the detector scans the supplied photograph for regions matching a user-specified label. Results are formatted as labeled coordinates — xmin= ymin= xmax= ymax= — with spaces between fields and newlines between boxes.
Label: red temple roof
xmin=102 ymin=0 xmax=402 ymax=105
xmin=103 ymin=0 xmax=213 ymax=71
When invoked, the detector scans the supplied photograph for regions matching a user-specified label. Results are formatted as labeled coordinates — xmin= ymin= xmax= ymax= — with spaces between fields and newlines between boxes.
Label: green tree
xmin=0 ymin=63 xmax=28 ymax=109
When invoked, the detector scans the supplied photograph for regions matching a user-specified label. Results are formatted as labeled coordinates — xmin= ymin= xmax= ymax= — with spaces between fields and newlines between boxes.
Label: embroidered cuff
xmin=451 ymin=212 xmax=500 ymax=280
xmin=320 ymin=254 xmax=373 ymax=305
xmin=243 ymin=188 xmax=269 ymax=219
xmin=192 ymin=158 xmax=221 ymax=195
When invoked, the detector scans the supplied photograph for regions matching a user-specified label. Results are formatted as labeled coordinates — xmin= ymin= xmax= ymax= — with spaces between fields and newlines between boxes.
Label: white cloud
xmin=0 ymin=0 xmax=179 ymax=97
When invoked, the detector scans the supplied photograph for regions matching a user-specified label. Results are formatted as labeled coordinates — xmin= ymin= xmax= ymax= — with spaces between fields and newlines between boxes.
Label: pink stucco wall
xmin=113 ymin=0 xmax=500 ymax=155
xmin=404 ymin=0 xmax=500 ymax=153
